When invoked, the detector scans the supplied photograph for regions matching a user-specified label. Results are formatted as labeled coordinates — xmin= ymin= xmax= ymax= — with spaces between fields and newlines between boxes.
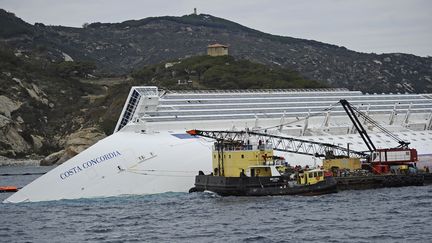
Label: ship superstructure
xmin=5 ymin=87 xmax=432 ymax=202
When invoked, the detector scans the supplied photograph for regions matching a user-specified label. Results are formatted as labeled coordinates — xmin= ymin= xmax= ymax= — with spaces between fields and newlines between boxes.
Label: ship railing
xmin=212 ymin=143 xmax=272 ymax=151
xmin=167 ymin=88 xmax=351 ymax=94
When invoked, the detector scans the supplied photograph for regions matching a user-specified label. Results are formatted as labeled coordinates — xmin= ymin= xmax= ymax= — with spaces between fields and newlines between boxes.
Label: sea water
xmin=1 ymin=165 xmax=431 ymax=242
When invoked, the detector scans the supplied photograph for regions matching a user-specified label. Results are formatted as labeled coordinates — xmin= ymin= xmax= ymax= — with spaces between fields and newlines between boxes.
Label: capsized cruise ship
xmin=5 ymin=87 xmax=432 ymax=203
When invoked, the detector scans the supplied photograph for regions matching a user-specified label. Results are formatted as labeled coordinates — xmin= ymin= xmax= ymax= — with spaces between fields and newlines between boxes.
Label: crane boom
xmin=187 ymin=129 xmax=367 ymax=158
xmin=340 ymin=99 xmax=376 ymax=152
xmin=187 ymin=99 xmax=417 ymax=167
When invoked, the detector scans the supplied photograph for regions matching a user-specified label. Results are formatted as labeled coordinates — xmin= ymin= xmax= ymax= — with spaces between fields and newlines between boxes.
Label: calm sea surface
xmin=1 ymin=165 xmax=431 ymax=243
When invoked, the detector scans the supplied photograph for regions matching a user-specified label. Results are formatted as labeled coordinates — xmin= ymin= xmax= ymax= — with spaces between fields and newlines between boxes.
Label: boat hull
xmin=192 ymin=175 xmax=338 ymax=196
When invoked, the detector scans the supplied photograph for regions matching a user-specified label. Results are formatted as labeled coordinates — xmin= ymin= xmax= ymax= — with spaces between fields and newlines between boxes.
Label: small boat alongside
xmin=189 ymin=138 xmax=337 ymax=196
xmin=0 ymin=186 xmax=18 ymax=193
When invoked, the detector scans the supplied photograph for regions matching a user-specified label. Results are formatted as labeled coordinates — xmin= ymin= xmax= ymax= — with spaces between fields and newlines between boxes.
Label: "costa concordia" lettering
xmin=59 ymin=151 xmax=122 ymax=180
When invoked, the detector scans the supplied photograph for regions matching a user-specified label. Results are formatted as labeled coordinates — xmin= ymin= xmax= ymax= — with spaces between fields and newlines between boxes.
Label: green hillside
xmin=132 ymin=55 xmax=325 ymax=90
xmin=0 ymin=9 xmax=34 ymax=37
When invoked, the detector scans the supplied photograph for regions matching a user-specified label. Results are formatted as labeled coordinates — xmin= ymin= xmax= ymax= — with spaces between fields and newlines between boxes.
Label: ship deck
xmin=115 ymin=88 xmax=432 ymax=128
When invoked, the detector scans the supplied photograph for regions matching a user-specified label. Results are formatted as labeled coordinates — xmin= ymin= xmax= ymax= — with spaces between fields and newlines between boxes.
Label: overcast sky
xmin=1 ymin=0 xmax=431 ymax=57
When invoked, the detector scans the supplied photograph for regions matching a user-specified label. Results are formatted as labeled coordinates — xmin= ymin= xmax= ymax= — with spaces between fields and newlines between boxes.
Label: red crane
xmin=339 ymin=99 xmax=418 ymax=165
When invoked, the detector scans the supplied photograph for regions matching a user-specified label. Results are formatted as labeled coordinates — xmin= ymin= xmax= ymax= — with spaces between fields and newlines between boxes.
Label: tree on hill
xmin=51 ymin=61 xmax=97 ymax=78
xmin=132 ymin=55 xmax=326 ymax=90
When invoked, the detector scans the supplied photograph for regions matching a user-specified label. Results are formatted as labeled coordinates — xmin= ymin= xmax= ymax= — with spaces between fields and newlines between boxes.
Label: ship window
xmin=318 ymin=171 xmax=323 ymax=177
xmin=241 ymin=154 xmax=244 ymax=159
xmin=228 ymin=155 xmax=231 ymax=158
xmin=213 ymin=155 xmax=216 ymax=159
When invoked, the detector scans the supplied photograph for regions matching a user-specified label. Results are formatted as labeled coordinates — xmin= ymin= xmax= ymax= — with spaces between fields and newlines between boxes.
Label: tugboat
xmin=190 ymin=138 xmax=337 ymax=196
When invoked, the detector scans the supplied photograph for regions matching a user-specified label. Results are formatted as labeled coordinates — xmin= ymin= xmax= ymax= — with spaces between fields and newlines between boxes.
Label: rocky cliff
xmin=0 ymin=45 xmax=109 ymax=162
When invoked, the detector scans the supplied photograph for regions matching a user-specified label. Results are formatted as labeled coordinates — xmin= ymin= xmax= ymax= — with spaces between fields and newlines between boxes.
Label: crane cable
xmin=260 ymin=101 xmax=340 ymax=131
xmin=259 ymin=100 xmax=407 ymax=147
xmin=349 ymin=105 xmax=406 ymax=145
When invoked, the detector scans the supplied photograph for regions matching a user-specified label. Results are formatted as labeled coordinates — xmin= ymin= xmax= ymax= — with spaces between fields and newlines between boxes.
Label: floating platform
xmin=335 ymin=174 xmax=424 ymax=191
xmin=193 ymin=174 xmax=426 ymax=196
xmin=420 ymin=172 xmax=432 ymax=185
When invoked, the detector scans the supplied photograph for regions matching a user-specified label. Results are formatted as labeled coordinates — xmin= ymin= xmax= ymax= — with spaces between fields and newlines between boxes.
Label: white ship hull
xmin=5 ymin=87 xmax=432 ymax=203
xmin=5 ymin=131 xmax=211 ymax=202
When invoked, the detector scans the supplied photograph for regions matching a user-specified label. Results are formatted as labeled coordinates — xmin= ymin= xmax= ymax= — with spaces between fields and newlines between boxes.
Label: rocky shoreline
xmin=0 ymin=126 xmax=105 ymax=166
xmin=39 ymin=127 xmax=106 ymax=166
xmin=0 ymin=156 xmax=40 ymax=166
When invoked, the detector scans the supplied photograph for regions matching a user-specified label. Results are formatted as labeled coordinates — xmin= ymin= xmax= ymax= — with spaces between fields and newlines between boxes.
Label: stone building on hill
xmin=207 ymin=44 xmax=228 ymax=56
